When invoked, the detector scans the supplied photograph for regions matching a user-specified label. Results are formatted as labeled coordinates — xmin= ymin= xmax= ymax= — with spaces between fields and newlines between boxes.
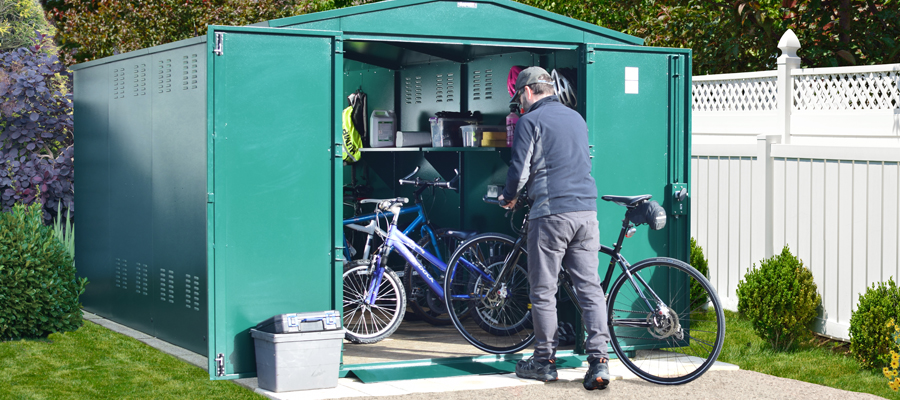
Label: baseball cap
xmin=510 ymin=66 xmax=553 ymax=104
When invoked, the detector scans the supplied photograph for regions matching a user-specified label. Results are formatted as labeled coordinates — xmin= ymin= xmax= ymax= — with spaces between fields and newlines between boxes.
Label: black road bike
xmin=443 ymin=194 xmax=725 ymax=385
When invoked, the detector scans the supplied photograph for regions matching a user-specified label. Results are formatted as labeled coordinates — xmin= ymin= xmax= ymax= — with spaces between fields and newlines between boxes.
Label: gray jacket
xmin=502 ymin=95 xmax=597 ymax=219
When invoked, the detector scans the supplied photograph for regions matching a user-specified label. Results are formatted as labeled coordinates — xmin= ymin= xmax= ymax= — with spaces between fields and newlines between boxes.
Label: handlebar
xmin=482 ymin=196 xmax=501 ymax=205
xmin=398 ymin=168 xmax=459 ymax=192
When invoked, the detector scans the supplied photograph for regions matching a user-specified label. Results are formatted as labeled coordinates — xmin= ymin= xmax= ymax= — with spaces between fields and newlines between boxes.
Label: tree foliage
xmin=49 ymin=0 xmax=335 ymax=65
xmin=587 ymin=0 xmax=898 ymax=75
xmin=516 ymin=0 xmax=900 ymax=74
xmin=0 ymin=0 xmax=54 ymax=51
xmin=0 ymin=34 xmax=74 ymax=220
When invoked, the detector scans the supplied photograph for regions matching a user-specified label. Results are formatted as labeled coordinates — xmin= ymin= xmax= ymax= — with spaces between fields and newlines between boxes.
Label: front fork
xmin=364 ymin=208 xmax=403 ymax=305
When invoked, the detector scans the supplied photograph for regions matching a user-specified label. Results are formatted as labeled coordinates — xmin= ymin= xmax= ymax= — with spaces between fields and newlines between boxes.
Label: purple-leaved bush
xmin=0 ymin=34 xmax=74 ymax=221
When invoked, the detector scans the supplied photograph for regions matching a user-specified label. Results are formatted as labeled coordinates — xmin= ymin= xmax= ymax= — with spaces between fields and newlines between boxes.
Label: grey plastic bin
xmin=251 ymin=328 xmax=344 ymax=392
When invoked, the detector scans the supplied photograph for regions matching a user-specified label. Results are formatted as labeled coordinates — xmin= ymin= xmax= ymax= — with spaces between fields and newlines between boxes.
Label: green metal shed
xmin=73 ymin=0 xmax=691 ymax=380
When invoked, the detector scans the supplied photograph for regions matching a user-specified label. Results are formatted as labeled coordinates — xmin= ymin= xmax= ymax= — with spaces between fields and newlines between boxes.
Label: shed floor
xmin=341 ymin=318 xmax=575 ymax=365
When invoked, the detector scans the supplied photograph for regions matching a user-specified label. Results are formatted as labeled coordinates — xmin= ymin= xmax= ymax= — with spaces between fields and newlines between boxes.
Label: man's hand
xmin=498 ymin=194 xmax=517 ymax=209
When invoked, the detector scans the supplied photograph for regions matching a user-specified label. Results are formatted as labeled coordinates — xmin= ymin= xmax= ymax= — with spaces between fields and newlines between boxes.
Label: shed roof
xmin=267 ymin=0 xmax=643 ymax=46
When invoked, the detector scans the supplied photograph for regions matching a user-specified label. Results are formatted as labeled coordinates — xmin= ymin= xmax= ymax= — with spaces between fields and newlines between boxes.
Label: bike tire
xmin=606 ymin=257 xmax=725 ymax=385
xmin=343 ymin=262 xmax=407 ymax=344
xmin=444 ymin=233 xmax=534 ymax=354
xmin=404 ymin=229 xmax=461 ymax=326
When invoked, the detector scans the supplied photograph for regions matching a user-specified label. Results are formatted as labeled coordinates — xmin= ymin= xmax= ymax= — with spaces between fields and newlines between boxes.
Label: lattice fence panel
xmin=692 ymin=77 xmax=778 ymax=112
xmin=793 ymin=71 xmax=900 ymax=111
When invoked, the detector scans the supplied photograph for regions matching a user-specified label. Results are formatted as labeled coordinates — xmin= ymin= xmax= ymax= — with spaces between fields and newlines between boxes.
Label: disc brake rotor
xmin=646 ymin=307 xmax=682 ymax=339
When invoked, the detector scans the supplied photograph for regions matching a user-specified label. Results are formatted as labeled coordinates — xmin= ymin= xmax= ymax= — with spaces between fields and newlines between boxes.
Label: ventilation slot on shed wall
xmin=160 ymin=268 xmax=175 ymax=304
xmin=185 ymin=274 xmax=201 ymax=311
xmin=112 ymin=68 xmax=126 ymax=100
xmin=115 ymin=258 xmax=128 ymax=289
xmin=182 ymin=54 xmax=199 ymax=91
xmin=133 ymin=64 xmax=147 ymax=96
xmin=158 ymin=59 xmax=173 ymax=93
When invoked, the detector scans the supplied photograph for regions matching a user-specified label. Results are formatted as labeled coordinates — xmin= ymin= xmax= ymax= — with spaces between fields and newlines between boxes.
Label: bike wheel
xmin=404 ymin=229 xmax=461 ymax=326
xmin=343 ymin=262 xmax=407 ymax=344
xmin=444 ymin=233 xmax=534 ymax=354
xmin=606 ymin=257 xmax=725 ymax=385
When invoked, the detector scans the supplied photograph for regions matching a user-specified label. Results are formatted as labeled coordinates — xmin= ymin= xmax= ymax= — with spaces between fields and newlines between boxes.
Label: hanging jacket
xmin=342 ymin=106 xmax=363 ymax=163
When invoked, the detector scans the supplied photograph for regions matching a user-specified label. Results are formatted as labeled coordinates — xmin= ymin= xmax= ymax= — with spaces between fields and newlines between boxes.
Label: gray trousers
xmin=527 ymin=211 xmax=609 ymax=363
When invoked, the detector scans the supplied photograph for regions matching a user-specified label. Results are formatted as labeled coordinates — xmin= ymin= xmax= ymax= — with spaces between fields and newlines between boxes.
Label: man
xmin=498 ymin=66 xmax=611 ymax=390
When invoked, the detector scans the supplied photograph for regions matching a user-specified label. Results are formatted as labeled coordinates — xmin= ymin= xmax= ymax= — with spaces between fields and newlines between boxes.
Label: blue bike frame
xmin=343 ymin=204 xmax=445 ymax=262
xmin=365 ymin=225 xmax=495 ymax=305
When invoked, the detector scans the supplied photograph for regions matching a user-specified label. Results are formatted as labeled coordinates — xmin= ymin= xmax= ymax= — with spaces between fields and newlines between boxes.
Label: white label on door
xmin=458 ymin=2 xmax=477 ymax=8
xmin=625 ymin=67 xmax=639 ymax=94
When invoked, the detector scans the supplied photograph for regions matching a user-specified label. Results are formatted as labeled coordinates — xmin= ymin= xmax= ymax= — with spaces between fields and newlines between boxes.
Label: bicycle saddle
xmin=601 ymin=194 xmax=652 ymax=207
xmin=442 ymin=229 xmax=477 ymax=241
xmin=360 ymin=197 xmax=409 ymax=211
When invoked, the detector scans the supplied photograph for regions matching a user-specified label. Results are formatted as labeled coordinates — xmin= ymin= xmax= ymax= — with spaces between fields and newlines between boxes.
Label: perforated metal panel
xmin=400 ymin=62 xmax=461 ymax=131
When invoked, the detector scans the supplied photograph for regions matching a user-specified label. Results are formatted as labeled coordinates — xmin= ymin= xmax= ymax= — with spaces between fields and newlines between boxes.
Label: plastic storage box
xmin=430 ymin=117 xmax=478 ymax=147
xmin=255 ymin=310 xmax=339 ymax=334
xmin=251 ymin=311 xmax=343 ymax=392
xmin=461 ymin=125 xmax=505 ymax=147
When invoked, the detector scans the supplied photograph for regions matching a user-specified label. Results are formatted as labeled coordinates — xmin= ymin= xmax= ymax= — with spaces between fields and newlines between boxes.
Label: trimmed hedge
xmin=737 ymin=245 xmax=821 ymax=350
xmin=850 ymin=279 xmax=900 ymax=370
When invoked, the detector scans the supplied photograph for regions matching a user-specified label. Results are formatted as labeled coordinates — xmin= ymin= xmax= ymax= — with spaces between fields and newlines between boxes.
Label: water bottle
xmin=505 ymin=107 xmax=519 ymax=147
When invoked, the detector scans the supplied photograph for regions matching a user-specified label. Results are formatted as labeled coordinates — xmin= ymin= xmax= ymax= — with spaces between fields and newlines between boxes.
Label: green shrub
xmin=0 ymin=0 xmax=53 ymax=51
xmin=689 ymin=237 xmax=710 ymax=306
xmin=849 ymin=279 xmax=900 ymax=370
xmin=736 ymin=245 xmax=821 ymax=350
xmin=0 ymin=202 xmax=86 ymax=340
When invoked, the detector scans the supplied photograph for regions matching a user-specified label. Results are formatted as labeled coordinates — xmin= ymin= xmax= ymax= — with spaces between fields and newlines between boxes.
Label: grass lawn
xmin=720 ymin=310 xmax=898 ymax=399
xmin=0 ymin=320 xmax=264 ymax=400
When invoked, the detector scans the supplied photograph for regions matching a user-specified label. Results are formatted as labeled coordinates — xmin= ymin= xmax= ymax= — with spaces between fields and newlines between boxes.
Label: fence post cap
xmin=777 ymin=29 xmax=801 ymax=58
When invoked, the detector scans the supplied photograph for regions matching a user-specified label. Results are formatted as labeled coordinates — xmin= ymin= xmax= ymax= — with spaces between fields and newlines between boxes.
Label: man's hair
xmin=528 ymin=74 xmax=554 ymax=96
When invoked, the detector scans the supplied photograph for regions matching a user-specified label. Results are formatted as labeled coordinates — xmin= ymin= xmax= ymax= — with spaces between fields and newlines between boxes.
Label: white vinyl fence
xmin=690 ymin=30 xmax=900 ymax=340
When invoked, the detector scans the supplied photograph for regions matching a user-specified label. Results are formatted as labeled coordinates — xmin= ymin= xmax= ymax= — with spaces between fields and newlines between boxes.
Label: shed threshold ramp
xmin=341 ymin=351 xmax=586 ymax=383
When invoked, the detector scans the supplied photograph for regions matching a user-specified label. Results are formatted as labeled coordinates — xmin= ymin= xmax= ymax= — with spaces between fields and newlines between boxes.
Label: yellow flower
xmin=891 ymin=381 xmax=898 ymax=391
xmin=894 ymin=352 xmax=900 ymax=362
xmin=890 ymin=320 xmax=896 ymax=327
xmin=892 ymin=360 xmax=899 ymax=369
xmin=886 ymin=367 xmax=892 ymax=378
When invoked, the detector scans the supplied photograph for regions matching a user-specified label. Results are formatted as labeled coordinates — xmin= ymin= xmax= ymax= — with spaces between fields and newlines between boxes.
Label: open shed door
xmin=584 ymin=44 xmax=691 ymax=263
xmin=583 ymin=45 xmax=692 ymax=354
xmin=206 ymin=26 xmax=343 ymax=379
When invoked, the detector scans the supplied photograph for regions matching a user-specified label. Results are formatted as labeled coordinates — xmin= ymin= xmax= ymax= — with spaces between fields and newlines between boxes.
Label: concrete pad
xmin=256 ymin=383 xmax=369 ymax=400
xmin=385 ymin=372 xmax=541 ymax=394
xmin=82 ymin=310 xmax=741 ymax=400
xmin=340 ymin=379 xmax=411 ymax=396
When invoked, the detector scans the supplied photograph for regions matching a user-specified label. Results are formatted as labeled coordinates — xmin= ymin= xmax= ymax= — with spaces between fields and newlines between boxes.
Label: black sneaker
xmin=583 ymin=359 xmax=610 ymax=390
xmin=515 ymin=356 xmax=558 ymax=382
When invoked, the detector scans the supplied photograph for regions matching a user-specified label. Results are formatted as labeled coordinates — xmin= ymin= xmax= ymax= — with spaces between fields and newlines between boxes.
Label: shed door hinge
xmin=335 ymin=38 xmax=344 ymax=54
xmin=584 ymin=48 xmax=595 ymax=64
xmin=207 ymin=193 xmax=215 ymax=203
xmin=213 ymin=33 xmax=224 ymax=56
xmin=215 ymin=353 xmax=225 ymax=376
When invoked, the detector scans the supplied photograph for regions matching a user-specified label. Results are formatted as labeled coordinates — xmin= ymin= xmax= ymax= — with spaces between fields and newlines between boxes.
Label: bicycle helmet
xmin=507 ymin=65 xmax=526 ymax=99
xmin=551 ymin=69 xmax=578 ymax=109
